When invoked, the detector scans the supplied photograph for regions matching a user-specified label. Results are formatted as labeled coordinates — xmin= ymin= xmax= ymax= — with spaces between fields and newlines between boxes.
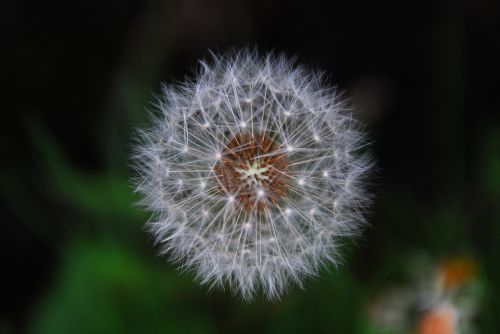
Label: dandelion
xmin=132 ymin=49 xmax=373 ymax=300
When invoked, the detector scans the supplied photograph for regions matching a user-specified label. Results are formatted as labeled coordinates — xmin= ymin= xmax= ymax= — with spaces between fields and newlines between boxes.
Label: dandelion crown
xmin=132 ymin=49 xmax=372 ymax=300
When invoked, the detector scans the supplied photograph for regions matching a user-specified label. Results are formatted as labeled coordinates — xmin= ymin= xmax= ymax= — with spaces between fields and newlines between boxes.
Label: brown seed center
xmin=214 ymin=133 xmax=289 ymax=211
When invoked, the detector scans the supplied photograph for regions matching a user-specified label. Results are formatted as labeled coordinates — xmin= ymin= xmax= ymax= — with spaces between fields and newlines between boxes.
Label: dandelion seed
xmin=132 ymin=49 xmax=373 ymax=300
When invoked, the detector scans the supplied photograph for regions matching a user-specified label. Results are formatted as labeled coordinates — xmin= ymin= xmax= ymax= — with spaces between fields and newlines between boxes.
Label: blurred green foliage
xmin=27 ymin=239 xmax=386 ymax=334
xmin=21 ymin=110 xmax=381 ymax=334
xmin=30 ymin=241 xmax=216 ymax=334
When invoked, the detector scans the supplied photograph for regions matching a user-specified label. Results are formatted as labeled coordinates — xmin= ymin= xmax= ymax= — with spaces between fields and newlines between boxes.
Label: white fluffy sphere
xmin=132 ymin=49 xmax=373 ymax=300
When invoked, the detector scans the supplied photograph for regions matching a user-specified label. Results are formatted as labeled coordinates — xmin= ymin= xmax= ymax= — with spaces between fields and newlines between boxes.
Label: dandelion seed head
xmin=132 ymin=48 xmax=373 ymax=300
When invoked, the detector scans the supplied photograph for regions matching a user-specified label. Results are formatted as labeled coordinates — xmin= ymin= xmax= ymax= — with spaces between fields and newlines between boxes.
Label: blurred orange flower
xmin=417 ymin=306 xmax=456 ymax=334
xmin=438 ymin=257 xmax=477 ymax=290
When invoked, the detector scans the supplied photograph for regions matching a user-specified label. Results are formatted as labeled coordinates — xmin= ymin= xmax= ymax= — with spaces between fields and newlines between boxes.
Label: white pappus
xmin=132 ymin=49 xmax=373 ymax=301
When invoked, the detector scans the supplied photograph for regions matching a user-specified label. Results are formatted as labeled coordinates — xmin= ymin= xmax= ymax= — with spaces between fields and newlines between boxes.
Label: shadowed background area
xmin=2 ymin=0 xmax=499 ymax=333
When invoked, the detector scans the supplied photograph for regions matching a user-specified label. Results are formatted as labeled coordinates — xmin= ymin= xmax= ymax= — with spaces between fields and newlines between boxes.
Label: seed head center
xmin=235 ymin=161 xmax=269 ymax=184
xmin=214 ymin=133 xmax=289 ymax=211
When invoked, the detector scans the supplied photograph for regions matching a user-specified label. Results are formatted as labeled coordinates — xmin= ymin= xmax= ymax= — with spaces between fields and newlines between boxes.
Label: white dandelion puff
xmin=132 ymin=49 xmax=373 ymax=300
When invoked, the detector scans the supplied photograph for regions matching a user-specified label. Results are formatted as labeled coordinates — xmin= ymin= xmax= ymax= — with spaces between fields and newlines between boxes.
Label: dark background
xmin=2 ymin=0 xmax=499 ymax=333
